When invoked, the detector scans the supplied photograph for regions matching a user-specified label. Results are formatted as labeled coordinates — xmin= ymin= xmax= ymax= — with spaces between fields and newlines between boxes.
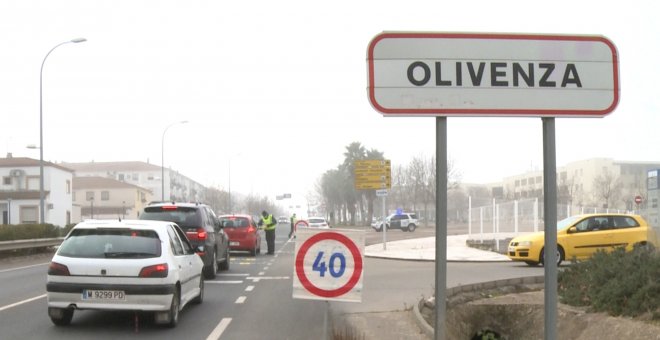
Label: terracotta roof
xmin=62 ymin=161 xmax=161 ymax=172
xmin=0 ymin=157 xmax=73 ymax=173
xmin=72 ymin=176 xmax=151 ymax=191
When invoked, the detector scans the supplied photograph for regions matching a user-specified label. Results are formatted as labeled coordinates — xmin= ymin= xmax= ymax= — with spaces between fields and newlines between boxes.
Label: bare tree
xmin=592 ymin=169 xmax=623 ymax=209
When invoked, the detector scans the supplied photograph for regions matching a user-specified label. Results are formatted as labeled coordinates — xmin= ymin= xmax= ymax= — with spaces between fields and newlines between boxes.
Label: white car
xmin=307 ymin=217 xmax=330 ymax=229
xmin=46 ymin=219 xmax=204 ymax=328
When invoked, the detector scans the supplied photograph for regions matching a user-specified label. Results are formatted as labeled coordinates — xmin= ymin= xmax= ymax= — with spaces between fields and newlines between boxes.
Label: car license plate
xmin=230 ymin=241 xmax=239 ymax=246
xmin=82 ymin=289 xmax=126 ymax=300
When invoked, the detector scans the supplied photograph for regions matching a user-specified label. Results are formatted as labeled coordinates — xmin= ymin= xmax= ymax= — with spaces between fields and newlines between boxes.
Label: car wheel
xmin=49 ymin=307 xmax=74 ymax=326
xmin=376 ymin=224 xmax=383 ymax=232
xmin=219 ymin=247 xmax=230 ymax=271
xmin=250 ymin=243 xmax=257 ymax=256
xmin=166 ymin=288 xmax=180 ymax=328
xmin=204 ymin=249 xmax=217 ymax=279
xmin=540 ymin=246 xmax=564 ymax=266
xmin=407 ymin=224 xmax=416 ymax=232
xmin=192 ymin=277 xmax=204 ymax=304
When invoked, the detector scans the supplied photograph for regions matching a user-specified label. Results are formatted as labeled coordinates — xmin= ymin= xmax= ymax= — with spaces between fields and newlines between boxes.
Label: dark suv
xmin=139 ymin=202 xmax=230 ymax=278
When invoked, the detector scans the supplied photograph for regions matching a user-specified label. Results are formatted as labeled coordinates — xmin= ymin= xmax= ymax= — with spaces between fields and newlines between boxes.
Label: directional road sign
xmin=293 ymin=228 xmax=365 ymax=302
xmin=354 ymin=159 xmax=391 ymax=190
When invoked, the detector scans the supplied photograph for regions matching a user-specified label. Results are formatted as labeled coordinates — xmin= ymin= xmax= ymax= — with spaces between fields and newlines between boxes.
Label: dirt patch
xmin=421 ymin=288 xmax=660 ymax=339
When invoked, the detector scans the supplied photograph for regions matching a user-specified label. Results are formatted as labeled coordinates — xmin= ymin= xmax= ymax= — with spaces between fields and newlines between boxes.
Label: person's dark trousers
xmin=266 ymin=229 xmax=276 ymax=254
xmin=289 ymin=223 xmax=294 ymax=238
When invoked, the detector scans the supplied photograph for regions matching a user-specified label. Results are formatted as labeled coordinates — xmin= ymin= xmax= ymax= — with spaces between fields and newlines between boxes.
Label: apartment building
xmin=72 ymin=176 xmax=153 ymax=221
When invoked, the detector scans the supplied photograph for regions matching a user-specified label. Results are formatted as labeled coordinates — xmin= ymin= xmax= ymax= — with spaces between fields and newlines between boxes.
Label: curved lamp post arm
xmin=39 ymin=38 xmax=86 ymax=224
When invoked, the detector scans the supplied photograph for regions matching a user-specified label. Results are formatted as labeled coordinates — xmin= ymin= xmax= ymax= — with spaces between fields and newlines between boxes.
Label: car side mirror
xmin=567 ymin=226 xmax=577 ymax=234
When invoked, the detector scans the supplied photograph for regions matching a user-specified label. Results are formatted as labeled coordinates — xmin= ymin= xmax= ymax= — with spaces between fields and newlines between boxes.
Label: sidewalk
xmin=364 ymin=233 xmax=515 ymax=262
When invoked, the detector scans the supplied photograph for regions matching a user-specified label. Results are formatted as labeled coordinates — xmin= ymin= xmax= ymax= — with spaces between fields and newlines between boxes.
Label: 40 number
xmin=312 ymin=251 xmax=346 ymax=278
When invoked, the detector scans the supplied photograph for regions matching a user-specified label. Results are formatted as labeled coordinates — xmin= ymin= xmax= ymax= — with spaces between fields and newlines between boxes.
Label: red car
xmin=218 ymin=214 xmax=262 ymax=256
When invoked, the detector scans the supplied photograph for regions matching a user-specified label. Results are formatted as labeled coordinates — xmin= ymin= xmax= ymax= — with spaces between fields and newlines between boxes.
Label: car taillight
xmin=48 ymin=262 xmax=70 ymax=276
xmin=139 ymin=263 xmax=169 ymax=278
xmin=247 ymin=226 xmax=256 ymax=233
xmin=187 ymin=228 xmax=207 ymax=241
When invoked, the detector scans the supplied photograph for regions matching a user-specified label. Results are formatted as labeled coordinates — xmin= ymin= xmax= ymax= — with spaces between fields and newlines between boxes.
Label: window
xmin=3 ymin=176 xmax=11 ymax=185
xmin=167 ymin=225 xmax=184 ymax=255
xmin=20 ymin=206 xmax=38 ymax=224
xmin=86 ymin=191 xmax=95 ymax=201
xmin=132 ymin=173 xmax=139 ymax=180
xmin=118 ymin=174 xmax=125 ymax=181
xmin=66 ymin=180 xmax=71 ymax=194
xmin=101 ymin=191 xmax=110 ymax=201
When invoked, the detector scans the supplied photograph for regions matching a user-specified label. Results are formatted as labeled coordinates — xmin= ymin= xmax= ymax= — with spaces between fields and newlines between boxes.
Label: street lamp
xmin=161 ymin=121 xmax=188 ymax=201
xmin=228 ymin=153 xmax=242 ymax=213
xmin=39 ymin=38 xmax=86 ymax=224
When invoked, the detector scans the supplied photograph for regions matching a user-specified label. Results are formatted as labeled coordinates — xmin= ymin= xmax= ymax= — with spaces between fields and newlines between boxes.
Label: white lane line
xmin=245 ymin=285 xmax=254 ymax=292
xmin=0 ymin=263 xmax=49 ymax=274
xmin=206 ymin=281 xmax=243 ymax=284
xmin=258 ymin=271 xmax=265 ymax=276
xmin=263 ymin=267 xmax=269 ymax=271
xmin=235 ymin=296 xmax=246 ymax=304
xmin=247 ymin=276 xmax=290 ymax=280
xmin=252 ymin=278 xmax=261 ymax=283
xmin=0 ymin=294 xmax=46 ymax=312
xmin=216 ymin=273 xmax=249 ymax=277
xmin=206 ymin=317 xmax=232 ymax=340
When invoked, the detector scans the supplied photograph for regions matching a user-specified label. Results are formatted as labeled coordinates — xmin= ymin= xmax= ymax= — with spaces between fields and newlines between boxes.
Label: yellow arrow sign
xmin=355 ymin=174 xmax=391 ymax=182
xmin=355 ymin=182 xmax=391 ymax=190
xmin=354 ymin=159 xmax=391 ymax=168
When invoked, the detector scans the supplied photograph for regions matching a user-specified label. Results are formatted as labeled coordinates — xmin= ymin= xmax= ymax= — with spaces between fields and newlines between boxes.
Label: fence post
xmin=480 ymin=207 xmax=484 ymax=243
xmin=514 ymin=200 xmax=519 ymax=234
xmin=468 ymin=196 xmax=472 ymax=237
xmin=495 ymin=203 xmax=500 ymax=252
xmin=534 ymin=197 xmax=539 ymax=232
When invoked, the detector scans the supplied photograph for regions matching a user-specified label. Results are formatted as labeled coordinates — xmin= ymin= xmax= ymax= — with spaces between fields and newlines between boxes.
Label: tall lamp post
xmin=39 ymin=38 xmax=86 ymax=224
xmin=161 ymin=121 xmax=188 ymax=201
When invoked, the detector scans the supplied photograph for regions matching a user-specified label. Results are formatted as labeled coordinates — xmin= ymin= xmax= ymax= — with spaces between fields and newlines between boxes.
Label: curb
xmin=365 ymin=253 xmax=512 ymax=263
xmin=413 ymin=299 xmax=433 ymax=339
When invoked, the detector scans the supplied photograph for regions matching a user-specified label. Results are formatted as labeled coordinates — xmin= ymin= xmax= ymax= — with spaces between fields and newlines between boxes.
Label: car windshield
xmin=140 ymin=207 xmax=201 ymax=228
xmin=219 ymin=217 xmax=249 ymax=228
xmin=557 ymin=215 xmax=582 ymax=230
xmin=309 ymin=218 xmax=325 ymax=223
xmin=57 ymin=228 xmax=161 ymax=259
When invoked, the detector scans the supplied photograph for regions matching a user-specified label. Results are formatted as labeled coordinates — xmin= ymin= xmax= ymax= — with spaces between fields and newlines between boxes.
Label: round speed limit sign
xmin=292 ymin=229 xmax=365 ymax=302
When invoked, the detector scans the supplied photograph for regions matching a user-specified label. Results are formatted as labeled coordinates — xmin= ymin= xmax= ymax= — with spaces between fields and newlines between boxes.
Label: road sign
xmin=376 ymin=189 xmax=388 ymax=197
xmin=355 ymin=174 xmax=390 ymax=182
xmin=355 ymin=182 xmax=390 ymax=190
xmin=355 ymin=159 xmax=390 ymax=168
xmin=293 ymin=228 xmax=365 ymax=302
xmin=635 ymin=195 xmax=643 ymax=204
xmin=367 ymin=32 xmax=619 ymax=117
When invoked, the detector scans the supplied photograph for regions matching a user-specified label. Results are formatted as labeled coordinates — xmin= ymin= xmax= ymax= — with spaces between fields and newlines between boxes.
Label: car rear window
xmin=309 ymin=218 xmax=325 ymax=223
xmin=140 ymin=206 xmax=201 ymax=229
xmin=219 ymin=217 xmax=249 ymax=228
xmin=57 ymin=228 xmax=161 ymax=259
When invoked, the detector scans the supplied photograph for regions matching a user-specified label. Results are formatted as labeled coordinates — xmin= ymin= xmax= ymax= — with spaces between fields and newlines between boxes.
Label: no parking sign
xmin=292 ymin=228 xmax=365 ymax=302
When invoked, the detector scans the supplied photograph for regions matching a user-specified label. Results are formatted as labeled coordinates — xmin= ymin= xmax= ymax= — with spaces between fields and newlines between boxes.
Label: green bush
xmin=0 ymin=224 xmax=68 ymax=241
xmin=558 ymin=246 xmax=660 ymax=318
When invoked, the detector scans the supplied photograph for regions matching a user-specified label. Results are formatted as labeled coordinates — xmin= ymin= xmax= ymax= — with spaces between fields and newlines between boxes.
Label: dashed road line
xmin=235 ymin=296 xmax=247 ymax=304
xmin=206 ymin=317 xmax=232 ymax=340
xmin=245 ymin=285 xmax=254 ymax=292
xmin=206 ymin=280 xmax=243 ymax=284
xmin=0 ymin=294 xmax=46 ymax=312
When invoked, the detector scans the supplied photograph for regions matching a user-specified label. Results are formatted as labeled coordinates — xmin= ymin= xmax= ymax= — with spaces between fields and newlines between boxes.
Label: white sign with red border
xmin=367 ymin=32 xmax=619 ymax=117
xmin=293 ymin=228 xmax=365 ymax=302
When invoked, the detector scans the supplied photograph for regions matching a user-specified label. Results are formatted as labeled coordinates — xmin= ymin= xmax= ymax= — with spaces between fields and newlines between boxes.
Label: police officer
xmin=289 ymin=213 xmax=297 ymax=239
xmin=259 ymin=210 xmax=277 ymax=255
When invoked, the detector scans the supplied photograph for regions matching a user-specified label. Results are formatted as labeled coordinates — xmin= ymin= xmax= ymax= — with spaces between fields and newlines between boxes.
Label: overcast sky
xmin=1 ymin=0 xmax=658 ymax=201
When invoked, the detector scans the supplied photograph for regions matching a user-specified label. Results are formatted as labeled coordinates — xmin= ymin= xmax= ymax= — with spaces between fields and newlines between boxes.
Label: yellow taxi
xmin=507 ymin=213 xmax=655 ymax=266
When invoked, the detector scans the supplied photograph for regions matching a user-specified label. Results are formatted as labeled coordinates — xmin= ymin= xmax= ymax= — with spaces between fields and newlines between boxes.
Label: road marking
xmin=206 ymin=280 xmax=243 ymax=284
xmin=206 ymin=317 xmax=232 ymax=340
xmin=245 ymin=285 xmax=254 ymax=292
xmin=235 ymin=296 xmax=246 ymax=304
xmin=252 ymin=278 xmax=261 ymax=282
xmin=0 ymin=263 xmax=48 ymax=274
xmin=0 ymin=294 xmax=46 ymax=312
xmin=247 ymin=276 xmax=290 ymax=280
xmin=263 ymin=267 xmax=269 ymax=271
xmin=217 ymin=273 xmax=249 ymax=277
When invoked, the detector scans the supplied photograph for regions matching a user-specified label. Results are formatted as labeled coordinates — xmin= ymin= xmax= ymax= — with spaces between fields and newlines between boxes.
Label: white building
xmin=62 ymin=161 xmax=206 ymax=203
xmin=72 ymin=176 xmax=153 ymax=221
xmin=0 ymin=155 xmax=74 ymax=227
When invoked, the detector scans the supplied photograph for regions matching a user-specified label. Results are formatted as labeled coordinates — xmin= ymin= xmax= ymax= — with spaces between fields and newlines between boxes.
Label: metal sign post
xmin=542 ymin=118 xmax=558 ymax=339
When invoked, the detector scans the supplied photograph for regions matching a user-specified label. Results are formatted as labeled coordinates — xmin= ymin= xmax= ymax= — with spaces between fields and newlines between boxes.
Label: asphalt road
xmin=0 ymin=223 xmax=543 ymax=340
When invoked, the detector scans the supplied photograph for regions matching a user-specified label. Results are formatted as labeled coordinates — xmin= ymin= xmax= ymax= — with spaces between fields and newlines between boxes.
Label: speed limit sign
xmin=293 ymin=228 xmax=365 ymax=302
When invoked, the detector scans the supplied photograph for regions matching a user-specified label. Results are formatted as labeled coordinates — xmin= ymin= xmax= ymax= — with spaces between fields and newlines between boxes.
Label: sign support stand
xmin=382 ymin=195 xmax=387 ymax=250
xmin=542 ymin=117 xmax=558 ymax=340
xmin=434 ymin=117 xmax=448 ymax=340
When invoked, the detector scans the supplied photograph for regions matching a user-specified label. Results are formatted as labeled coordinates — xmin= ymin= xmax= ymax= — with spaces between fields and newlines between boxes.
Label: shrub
xmin=0 ymin=224 xmax=64 ymax=241
xmin=558 ymin=246 xmax=660 ymax=318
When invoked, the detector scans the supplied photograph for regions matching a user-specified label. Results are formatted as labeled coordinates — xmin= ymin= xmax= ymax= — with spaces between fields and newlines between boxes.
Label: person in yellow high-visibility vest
xmin=289 ymin=213 xmax=297 ymax=239
xmin=259 ymin=210 xmax=277 ymax=255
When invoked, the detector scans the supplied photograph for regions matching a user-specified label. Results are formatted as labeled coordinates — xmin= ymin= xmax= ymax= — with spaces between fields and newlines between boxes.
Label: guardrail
xmin=0 ymin=237 xmax=64 ymax=252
